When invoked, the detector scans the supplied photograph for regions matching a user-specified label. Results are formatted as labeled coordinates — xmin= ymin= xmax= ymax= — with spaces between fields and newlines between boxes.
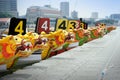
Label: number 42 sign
xmin=36 ymin=18 xmax=50 ymax=34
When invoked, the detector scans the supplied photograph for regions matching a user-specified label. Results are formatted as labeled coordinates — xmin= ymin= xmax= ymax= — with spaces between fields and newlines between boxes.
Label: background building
xmin=26 ymin=5 xmax=62 ymax=27
xmin=91 ymin=12 xmax=98 ymax=19
xmin=60 ymin=2 xmax=69 ymax=17
xmin=71 ymin=10 xmax=78 ymax=19
xmin=0 ymin=18 xmax=10 ymax=29
xmin=0 ymin=0 xmax=18 ymax=17
xmin=110 ymin=14 xmax=120 ymax=20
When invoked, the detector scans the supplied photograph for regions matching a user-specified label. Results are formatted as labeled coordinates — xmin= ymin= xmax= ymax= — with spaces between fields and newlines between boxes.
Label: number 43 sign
xmin=55 ymin=18 xmax=68 ymax=31
xmin=8 ymin=17 xmax=26 ymax=35
xmin=36 ymin=18 xmax=50 ymax=34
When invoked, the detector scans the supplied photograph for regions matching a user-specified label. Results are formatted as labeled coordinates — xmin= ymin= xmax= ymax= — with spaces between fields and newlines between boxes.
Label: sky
xmin=17 ymin=0 xmax=120 ymax=18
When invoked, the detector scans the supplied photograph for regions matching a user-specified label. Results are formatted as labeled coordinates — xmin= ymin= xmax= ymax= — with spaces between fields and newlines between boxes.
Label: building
xmin=26 ymin=6 xmax=40 ymax=24
xmin=0 ymin=0 xmax=18 ymax=17
xmin=110 ymin=14 xmax=120 ymax=20
xmin=60 ymin=2 xmax=69 ymax=17
xmin=0 ymin=18 xmax=10 ymax=29
xmin=26 ymin=5 xmax=62 ymax=27
xmin=91 ymin=12 xmax=98 ymax=19
xmin=71 ymin=10 xmax=78 ymax=19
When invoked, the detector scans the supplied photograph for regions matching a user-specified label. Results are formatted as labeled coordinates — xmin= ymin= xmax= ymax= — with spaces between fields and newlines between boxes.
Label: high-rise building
xmin=0 ymin=0 xmax=18 ymax=17
xmin=60 ymin=2 xmax=69 ymax=17
xmin=91 ymin=12 xmax=98 ymax=19
xmin=71 ymin=10 xmax=78 ymax=19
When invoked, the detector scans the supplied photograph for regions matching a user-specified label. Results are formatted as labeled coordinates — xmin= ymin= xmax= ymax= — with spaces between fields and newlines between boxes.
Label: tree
xmin=95 ymin=19 xmax=118 ymax=25
xmin=0 ymin=12 xmax=12 ymax=18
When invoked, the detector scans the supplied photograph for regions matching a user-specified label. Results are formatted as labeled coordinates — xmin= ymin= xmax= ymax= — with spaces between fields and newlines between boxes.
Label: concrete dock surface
xmin=1 ymin=27 xmax=120 ymax=80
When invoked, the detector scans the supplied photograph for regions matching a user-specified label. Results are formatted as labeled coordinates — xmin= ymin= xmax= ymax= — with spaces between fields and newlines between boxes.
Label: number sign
xmin=8 ymin=17 xmax=26 ymax=35
xmin=67 ymin=20 xmax=80 ymax=30
xmin=80 ymin=22 xmax=88 ymax=30
xmin=36 ymin=18 xmax=50 ymax=34
xmin=55 ymin=18 xmax=68 ymax=31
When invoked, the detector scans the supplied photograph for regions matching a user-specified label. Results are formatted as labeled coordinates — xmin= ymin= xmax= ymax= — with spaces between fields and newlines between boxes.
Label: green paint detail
xmin=84 ymin=36 xmax=89 ymax=42
xmin=74 ymin=32 xmax=87 ymax=46
xmin=12 ymin=57 xmax=19 ymax=67
xmin=7 ymin=57 xmax=19 ymax=70
xmin=75 ymin=32 xmax=89 ymax=46
xmin=0 ymin=45 xmax=2 ymax=53
xmin=90 ymin=31 xmax=96 ymax=39
xmin=63 ymin=43 xmax=69 ymax=49
xmin=75 ymin=33 xmax=80 ymax=40
xmin=79 ymin=36 xmax=88 ymax=46
xmin=0 ymin=58 xmax=4 ymax=63
xmin=107 ymin=30 xmax=110 ymax=33
xmin=79 ymin=38 xmax=84 ymax=46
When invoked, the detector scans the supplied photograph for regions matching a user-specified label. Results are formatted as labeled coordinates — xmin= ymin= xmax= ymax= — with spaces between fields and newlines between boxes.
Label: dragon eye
xmin=15 ymin=38 xmax=18 ymax=40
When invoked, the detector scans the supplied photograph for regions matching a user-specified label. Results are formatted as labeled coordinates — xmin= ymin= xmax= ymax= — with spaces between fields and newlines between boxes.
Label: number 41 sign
xmin=36 ymin=18 xmax=50 ymax=34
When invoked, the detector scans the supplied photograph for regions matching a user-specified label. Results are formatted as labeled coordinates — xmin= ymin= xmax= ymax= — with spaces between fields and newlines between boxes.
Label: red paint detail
xmin=50 ymin=47 xmax=76 ymax=57
xmin=2 ymin=43 xmax=14 ymax=59
xmin=55 ymin=36 xmax=64 ymax=45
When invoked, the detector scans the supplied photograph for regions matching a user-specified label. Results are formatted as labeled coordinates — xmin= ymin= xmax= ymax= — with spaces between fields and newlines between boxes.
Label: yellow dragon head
xmin=0 ymin=35 xmax=33 ymax=65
